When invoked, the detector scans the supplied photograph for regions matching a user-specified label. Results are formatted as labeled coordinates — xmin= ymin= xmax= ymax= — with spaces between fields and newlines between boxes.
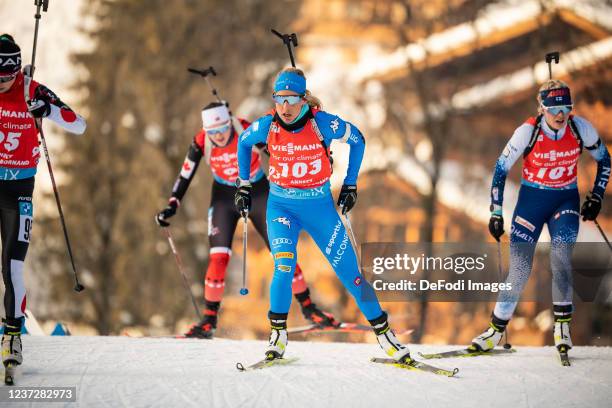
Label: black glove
xmin=488 ymin=214 xmax=504 ymax=242
xmin=155 ymin=198 xmax=179 ymax=227
xmin=337 ymin=184 xmax=357 ymax=214
xmin=234 ymin=181 xmax=252 ymax=217
xmin=581 ymin=192 xmax=602 ymax=221
xmin=27 ymin=98 xmax=51 ymax=118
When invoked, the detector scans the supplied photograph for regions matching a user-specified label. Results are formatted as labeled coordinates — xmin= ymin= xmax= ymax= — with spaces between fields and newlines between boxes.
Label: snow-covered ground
xmin=8 ymin=336 xmax=612 ymax=407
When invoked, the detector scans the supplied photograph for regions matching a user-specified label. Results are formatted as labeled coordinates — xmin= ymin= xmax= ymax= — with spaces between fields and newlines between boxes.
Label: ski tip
xmin=452 ymin=367 xmax=460 ymax=376
xmin=416 ymin=351 xmax=437 ymax=359
xmin=236 ymin=362 xmax=246 ymax=372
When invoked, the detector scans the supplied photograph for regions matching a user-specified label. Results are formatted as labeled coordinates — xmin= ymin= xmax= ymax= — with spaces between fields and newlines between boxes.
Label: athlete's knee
xmin=204 ymin=247 xmax=231 ymax=301
xmin=509 ymin=221 xmax=537 ymax=243
xmin=272 ymin=257 xmax=297 ymax=284
xmin=291 ymin=264 xmax=308 ymax=294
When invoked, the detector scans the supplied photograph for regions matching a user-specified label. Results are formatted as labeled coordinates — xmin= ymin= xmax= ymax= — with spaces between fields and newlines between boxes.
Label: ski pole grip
xmin=545 ymin=51 xmax=560 ymax=64
xmin=35 ymin=0 xmax=49 ymax=12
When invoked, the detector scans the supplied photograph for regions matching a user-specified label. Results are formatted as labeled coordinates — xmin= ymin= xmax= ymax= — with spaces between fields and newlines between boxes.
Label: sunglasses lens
xmin=0 ymin=75 xmax=16 ymax=83
xmin=273 ymin=95 xmax=302 ymax=105
xmin=206 ymin=124 xmax=230 ymax=135
xmin=547 ymin=106 xmax=572 ymax=115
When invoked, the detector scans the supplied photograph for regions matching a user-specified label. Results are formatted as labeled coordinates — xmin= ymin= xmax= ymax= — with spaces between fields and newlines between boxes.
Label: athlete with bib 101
xmin=0 ymin=34 xmax=86 ymax=368
xmin=235 ymin=68 xmax=411 ymax=362
xmin=472 ymin=80 xmax=610 ymax=355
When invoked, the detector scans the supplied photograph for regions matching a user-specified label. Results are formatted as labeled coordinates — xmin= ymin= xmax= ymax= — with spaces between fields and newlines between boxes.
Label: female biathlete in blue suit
xmin=472 ymin=80 xmax=610 ymax=352
xmin=156 ymin=102 xmax=337 ymax=338
xmin=234 ymin=68 xmax=410 ymax=361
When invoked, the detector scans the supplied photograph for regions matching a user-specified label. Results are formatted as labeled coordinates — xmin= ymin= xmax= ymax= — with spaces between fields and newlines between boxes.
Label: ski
xmin=236 ymin=356 xmax=299 ymax=372
xmin=289 ymin=322 xmax=413 ymax=336
xmin=4 ymin=362 xmax=17 ymax=385
xmin=288 ymin=322 xmax=371 ymax=334
xmin=418 ymin=346 xmax=517 ymax=359
xmin=557 ymin=346 xmax=571 ymax=367
xmin=371 ymin=357 xmax=458 ymax=377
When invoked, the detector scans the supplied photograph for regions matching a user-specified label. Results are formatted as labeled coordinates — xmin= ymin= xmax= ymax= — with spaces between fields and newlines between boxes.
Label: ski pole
xmin=163 ymin=228 xmax=202 ymax=320
xmin=545 ymin=51 xmax=560 ymax=80
xmin=271 ymin=29 xmax=299 ymax=68
xmin=240 ymin=211 xmax=249 ymax=295
xmin=593 ymin=220 xmax=612 ymax=252
xmin=187 ymin=66 xmax=245 ymax=132
xmin=187 ymin=66 xmax=222 ymax=103
xmin=342 ymin=213 xmax=362 ymax=270
xmin=30 ymin=0 xmax=49 ymax=77
xmin=26 ymin=0 xmax=84 ymax=293
xmin=496 ymin=240 xmax=512 ymax=349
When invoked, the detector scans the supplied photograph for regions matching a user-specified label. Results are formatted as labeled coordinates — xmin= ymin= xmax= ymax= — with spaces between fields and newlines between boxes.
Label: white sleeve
xmin=47 ymin=104 xmax=87 ymax=135
xmin=572 ymin=115 xmax=599 ymax=147
xmin=572 ymin=115 xmax=606 ymax=161
xmin=498 ymin=123 xmax=533 ymax=172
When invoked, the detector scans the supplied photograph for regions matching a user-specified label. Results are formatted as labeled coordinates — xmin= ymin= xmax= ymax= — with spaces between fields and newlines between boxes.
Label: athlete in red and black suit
xmin=0 ymin=34 xmax=86 ymax=367
xmin=156 ymin=102 xmax=337 ymax=338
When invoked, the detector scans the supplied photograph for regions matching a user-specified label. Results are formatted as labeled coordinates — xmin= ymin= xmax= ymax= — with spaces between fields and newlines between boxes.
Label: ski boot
xmin=553 ymin=305 xmax=572 ymax=352
xmin=2 ymin=318 xmax=23 ymax=366
xmin=264 ymin=312 xmax=288 ymax=360
xmin=296 ymin=289 xmax=340 ymax=328
xmin=471 ymin=314 xmax=508 ymax=352
xmin=184 ymin=302 xmax=219 ymax=339
xmin=369 ymin=312 xmax=411 ymax=363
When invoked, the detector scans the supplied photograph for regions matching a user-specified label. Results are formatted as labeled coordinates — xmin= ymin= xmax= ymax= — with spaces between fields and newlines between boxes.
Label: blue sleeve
xmin=591 ymin=144 xmax=611 ymax=199
xmin=237 ymin=115 xmax=272 ymax=181
xmin=314 ymin=111 xmax=365 ymax=185
xmin=490 ymin=123 xmax=533 ymax=211
xmin=490 ymin=161 xmax=507 ymax=212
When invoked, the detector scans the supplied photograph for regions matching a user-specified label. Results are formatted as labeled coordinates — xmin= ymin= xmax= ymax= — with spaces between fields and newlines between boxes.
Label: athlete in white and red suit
xmin=472 ymin=79 xmax=610 ymax=352
xmin=0 ymin=33 xmax=86 ymax=366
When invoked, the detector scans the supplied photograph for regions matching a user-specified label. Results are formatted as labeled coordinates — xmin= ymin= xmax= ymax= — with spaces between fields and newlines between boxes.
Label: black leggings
xmin=208 ymin=178 xmax=270 ymax=249
xmin=0 ymin=177 xmax=34 ymax=320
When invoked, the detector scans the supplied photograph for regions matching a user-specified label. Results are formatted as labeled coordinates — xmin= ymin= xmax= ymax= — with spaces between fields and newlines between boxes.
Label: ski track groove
xmin=12 ymin=337 xmax=612 ymax=408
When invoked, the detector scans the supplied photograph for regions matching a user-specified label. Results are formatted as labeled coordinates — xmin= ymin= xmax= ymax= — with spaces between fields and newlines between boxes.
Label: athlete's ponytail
xmin=276 ymin=67 xmax=322 ymax=109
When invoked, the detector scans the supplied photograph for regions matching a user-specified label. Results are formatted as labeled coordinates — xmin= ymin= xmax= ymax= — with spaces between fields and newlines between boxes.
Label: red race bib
xmin=267 ymin=111 xmax=332 ymax=189
xmin=0 ymin=74 xmax=40 ymax=170
xmin=522 ymin=117 xmax=581 ymax=188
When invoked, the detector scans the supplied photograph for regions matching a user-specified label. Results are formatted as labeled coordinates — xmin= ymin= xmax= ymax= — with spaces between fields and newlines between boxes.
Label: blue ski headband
xmin=274 ymin=71 xmax=306 ymax=95
xmin=540 ymin=87 xmax=572 ymax=107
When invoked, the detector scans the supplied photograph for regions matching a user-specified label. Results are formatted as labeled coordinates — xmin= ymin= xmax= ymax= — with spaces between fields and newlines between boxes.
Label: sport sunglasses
xmin=0 ymin=74 xmax=17 ymax=83
xmin=206 ymin=123 xmax=231 ymax=135
xmin=542 ymin=105 xmax=572 ymax=116
xmin=272 ymin=94 xmax=304 ymax=105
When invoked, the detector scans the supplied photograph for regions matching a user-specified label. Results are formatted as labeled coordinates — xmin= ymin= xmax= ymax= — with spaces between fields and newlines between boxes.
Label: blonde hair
xmin=277 ymin=67 xmax=322 ymax=109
